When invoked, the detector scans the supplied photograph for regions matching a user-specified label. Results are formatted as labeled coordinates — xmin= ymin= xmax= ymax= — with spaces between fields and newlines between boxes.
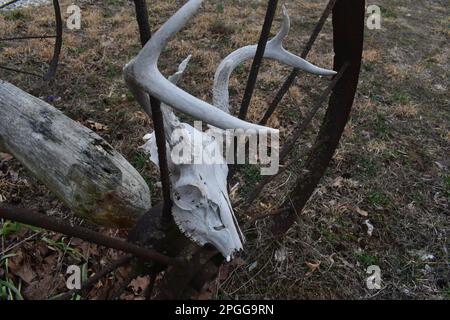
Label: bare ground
xmin=0 ymin=0 xmax=448 ymax=299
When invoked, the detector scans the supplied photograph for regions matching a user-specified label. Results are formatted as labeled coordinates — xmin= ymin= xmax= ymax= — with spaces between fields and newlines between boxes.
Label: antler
xmin=124 ymin=0 xmax=276 ymax=133
xmin=213 ymin=5 xmax=336 ymax=113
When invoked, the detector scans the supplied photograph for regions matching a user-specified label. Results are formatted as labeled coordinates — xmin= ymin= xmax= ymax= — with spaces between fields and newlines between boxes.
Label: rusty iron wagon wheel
xmin=0 ymin=0 xmax=365 ymax=300
xmin=0 ymin=0 xmax=62 ymax=81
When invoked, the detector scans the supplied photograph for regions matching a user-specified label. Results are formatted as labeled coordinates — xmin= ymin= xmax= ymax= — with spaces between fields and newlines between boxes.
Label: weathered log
xmin=0 ymin=80 xmax=151 ymax=228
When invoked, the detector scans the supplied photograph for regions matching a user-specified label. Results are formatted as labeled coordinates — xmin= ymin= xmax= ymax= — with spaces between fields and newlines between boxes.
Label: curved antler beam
xmin=213 ymin=5 xmax=336 ymax=112
xmin=124 ymin=0 xmax=277 ymax=134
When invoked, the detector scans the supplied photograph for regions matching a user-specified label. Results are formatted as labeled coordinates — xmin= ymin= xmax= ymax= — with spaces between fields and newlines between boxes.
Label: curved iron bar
xmin=0 ymin=0 xmax=62 ymax=81
xmin=43 ymin=0 xmax=62 ymax=81
xmin=270 ymin=0 xmax=365 ymax=236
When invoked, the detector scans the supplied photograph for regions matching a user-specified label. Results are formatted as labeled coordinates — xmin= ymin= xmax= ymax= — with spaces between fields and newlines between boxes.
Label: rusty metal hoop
xmin=0 ymin=0 xmax=62 ymax=81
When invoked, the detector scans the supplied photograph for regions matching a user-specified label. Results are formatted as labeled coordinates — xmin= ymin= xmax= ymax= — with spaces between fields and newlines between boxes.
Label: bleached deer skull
xmin=124 ymin=0 xmax=336 ymax=259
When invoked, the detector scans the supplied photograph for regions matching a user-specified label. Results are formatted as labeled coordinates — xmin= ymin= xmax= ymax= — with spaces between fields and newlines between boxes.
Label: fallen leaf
xmin=356 ymin=207 xmax=369 ymax=217
xmin=332 ymin=176 xmax=344 ymax=188
xmin=24 ymin=274 xmax=64 ymax=300
xmin=9 ymin=251 xmax=37 ymax=284
xmin=306 ymin=261 xmax=321 ymax=275
xmin=0 ymin=152 xmax=13 ymax=162
xmin=230 ymin=257 xmax=246 ymax=267
xmin=87 ymin=120 xmax=108 ymax=131
xmin=129 ymin=276 xmax=150 ymax=295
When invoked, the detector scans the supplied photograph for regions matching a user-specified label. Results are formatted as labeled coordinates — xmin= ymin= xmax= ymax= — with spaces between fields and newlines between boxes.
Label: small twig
xmin=1 ymin=232 xmax=39 ymax=256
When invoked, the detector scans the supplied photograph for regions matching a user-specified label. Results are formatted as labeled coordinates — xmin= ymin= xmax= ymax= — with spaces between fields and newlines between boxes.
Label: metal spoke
xmin=238 ymin=0 xmax=279 ymax=120
xmin=132 ymin=0 xmax=173 ymax=223
xmin=0 ymin=64 xmax=42 ymax=77
xmin=259 ymin=0 xmax=337 ymax=125
xmin=279 ymin=62 xmax=348 ymax=161
xmin=244 ymin=63 xmax=348 ymax=206
xmin=0 ymin=0 xmax=20 ymax=10
xmin=0 ymin=35 xmax=56 ymax=41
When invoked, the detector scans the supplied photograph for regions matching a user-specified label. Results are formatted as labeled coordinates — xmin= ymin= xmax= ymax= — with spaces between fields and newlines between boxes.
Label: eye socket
xmin=173 ymin=185 xmax=206 ymax=210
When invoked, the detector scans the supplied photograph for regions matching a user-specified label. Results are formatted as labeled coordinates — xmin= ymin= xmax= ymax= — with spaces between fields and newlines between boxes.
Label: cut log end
xmin=0 ymin=80 xmax=151 ymax=228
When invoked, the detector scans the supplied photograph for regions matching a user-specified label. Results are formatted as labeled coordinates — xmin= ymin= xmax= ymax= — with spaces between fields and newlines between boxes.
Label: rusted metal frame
xmin=43 ymin=0 xmax=62 ymax=81
xmin=56 ymin=255 xmax=133 ymax=300
xmin=132 ymin=0 xmax=173 ymax=223
xmin=243 ymin=63 xmax=348 ymax=207
xmin=259 ymin=0 xmax=337 ymax=125
xmin=270 ymin=0 xmax=365 ymax=236
xmin=0 ymin=205 xmax=184 ymax=267
xmin=238 ymin=0 xmax=279 ymax=120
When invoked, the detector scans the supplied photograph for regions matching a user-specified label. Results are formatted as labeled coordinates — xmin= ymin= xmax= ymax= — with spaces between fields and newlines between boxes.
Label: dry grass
xmin=0 ymin=0 xmax=449 ymax=300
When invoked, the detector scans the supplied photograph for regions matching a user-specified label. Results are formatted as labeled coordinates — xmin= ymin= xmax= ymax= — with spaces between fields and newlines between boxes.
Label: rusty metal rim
xmin=0 ymin=0 xmax=63 ymax=81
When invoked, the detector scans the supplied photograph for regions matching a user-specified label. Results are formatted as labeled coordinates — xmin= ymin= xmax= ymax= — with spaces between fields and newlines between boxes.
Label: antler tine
xmin=213 ymin=5 xmax=336 ymax=113
xmin=160 ymin=54 xmax=192 ymax=138
xmin=124 ymin=0 xmax=277 ymax=134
